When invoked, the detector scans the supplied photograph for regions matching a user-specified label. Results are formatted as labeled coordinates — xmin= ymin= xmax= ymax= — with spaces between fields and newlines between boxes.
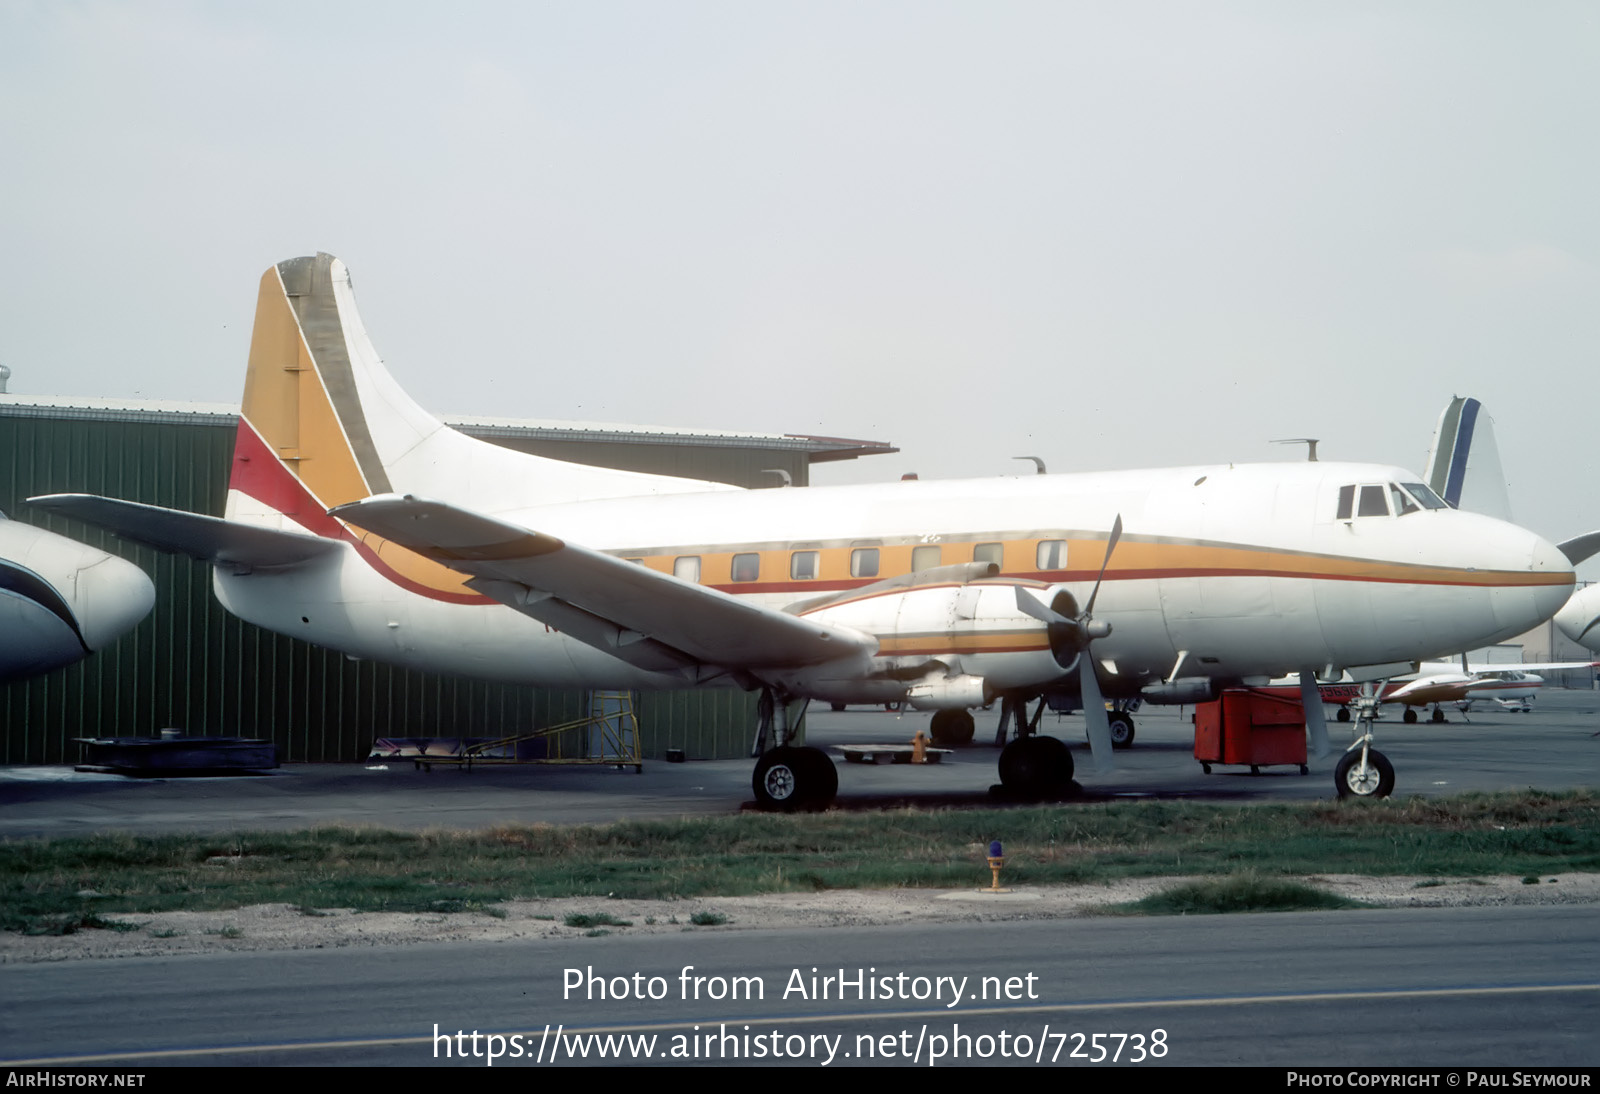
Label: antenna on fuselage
xmin=1012 ymin=456 xmax=1047 ymax=475
xmin=1271 ymin=438 xmax=1320 ymax=462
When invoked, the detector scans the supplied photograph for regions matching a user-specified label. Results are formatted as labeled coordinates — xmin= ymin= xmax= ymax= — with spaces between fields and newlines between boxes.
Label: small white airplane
xmin=31 ymin=254 xmax=1577 ymax=804
xmin=0 ymin=512 xmax=155 ymax=682
xmin=1380 ymin=660 xmax=1596 ymax=722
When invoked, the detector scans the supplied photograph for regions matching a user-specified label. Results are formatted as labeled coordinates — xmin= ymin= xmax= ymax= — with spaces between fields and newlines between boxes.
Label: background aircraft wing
xmin=28 ymin=494 xmax=341 ymax=570
xmin=331 ymin=494 xmax=876 ymax=676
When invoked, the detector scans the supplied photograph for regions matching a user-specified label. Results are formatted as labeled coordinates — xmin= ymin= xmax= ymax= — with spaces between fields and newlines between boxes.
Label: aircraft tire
xmin=1336 ymin=707 xmax=1351 ymax=723
xmin=998 ymin=736 xmax=1074 ymax=799
xmin=930 ymin=708 xmax=976 ymax=747
xmin=799 ymin=746 xmax=838 ymax=808
xmin=1334 ymin=748 xmax=1395 ymax=799
xmin=752 ymin=746 xmax=836 ymax=811
xmin=1108 ymin=711 xmax=1136 ymax=750
xmin=1403 ymin=708 xmax=1418 ymax=724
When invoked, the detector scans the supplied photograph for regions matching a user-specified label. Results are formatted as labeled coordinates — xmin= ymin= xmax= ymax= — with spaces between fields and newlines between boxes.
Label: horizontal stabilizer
xmin=1558 ymin=530 xmax=1600 ymax=567
xmin=331 ymin=494 xmax=876 ymax=671
xmin=28 ymin=494 xmax=341 ymax=570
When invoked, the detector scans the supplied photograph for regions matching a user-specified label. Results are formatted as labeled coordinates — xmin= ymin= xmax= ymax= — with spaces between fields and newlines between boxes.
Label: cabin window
xmin=973 ymin=542 xmax=1003 ymax=567
xmin=790 ymin=550 xmax=818 ymax=580
xmin=673 ymin=556 xmax=701 ymax=583
xmin=851 ymin=548 xmax=879 ymax=578
xmin=1336 ymin=485 xmax=1355 ymax=520
xmin=1358 ymin=485 xmax=1389 ymax=517
xmin=731 ymin=553 xmax=760 ymax=582
xmin=911 ymin=545 xmax=941 ymax=572
xmin=1036 ymin=539 xmax=1066 ymax=571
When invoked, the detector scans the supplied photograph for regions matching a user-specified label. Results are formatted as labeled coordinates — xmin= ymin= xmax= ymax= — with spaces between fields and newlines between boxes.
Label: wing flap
xmin=332 ymin=494 xmax=875 ymax=670
xmin=28 ymin=494 xmax=340 ymax=570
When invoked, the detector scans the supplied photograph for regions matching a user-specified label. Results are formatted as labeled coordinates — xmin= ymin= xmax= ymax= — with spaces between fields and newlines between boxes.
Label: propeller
xmin=1015 ymin=516 xmax=1122 ymax=772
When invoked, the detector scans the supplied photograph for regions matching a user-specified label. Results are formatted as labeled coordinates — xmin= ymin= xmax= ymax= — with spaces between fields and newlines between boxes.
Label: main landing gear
xmin=750 ymin=688 xmax=836 ymax=811
xmin=929 ymin=708 xmax=976 ymax=747
xmin=1335 ymin=683 xmax=1396 ymax=799
xmin=994 ymin=694 xmax=1076 ymax=800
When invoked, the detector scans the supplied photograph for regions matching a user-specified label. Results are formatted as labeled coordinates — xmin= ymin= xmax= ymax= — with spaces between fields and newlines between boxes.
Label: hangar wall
xmin=0 ymin=402 xmax=882 ymax=765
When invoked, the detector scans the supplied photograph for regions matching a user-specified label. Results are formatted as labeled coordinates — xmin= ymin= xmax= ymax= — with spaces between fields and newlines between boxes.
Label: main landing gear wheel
xmin=1108 ymin=711 xmax=1136 ymax=750
xmin=1431 ymin=708 xmax=1447 ymax=724
xmin=930 ymin=708 xmax=976 ymax=747
xmin=998 ymin=736 xmax=1074 ymax=799
xmin=1336 ymin=707 xmax=1351 ymax=723
xmin=1334 ymin=748 xmax=1395 ymax=799
xmin=1403 ymin=708 xmax=1418 ymax=724
xmin=752 ymin=746 xmax=837 ymax=811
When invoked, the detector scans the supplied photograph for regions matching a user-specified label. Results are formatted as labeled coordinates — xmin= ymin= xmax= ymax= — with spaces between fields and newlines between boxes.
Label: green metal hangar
xmin=0 ymin=393 xmax=895 ymax=765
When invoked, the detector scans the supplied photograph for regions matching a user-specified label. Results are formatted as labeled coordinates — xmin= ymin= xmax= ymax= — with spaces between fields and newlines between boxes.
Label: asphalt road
xmin=2 ymin=690 xmax=1597 ymax=837
xmin=3 ymin=905 xmax=1596 ymax=1067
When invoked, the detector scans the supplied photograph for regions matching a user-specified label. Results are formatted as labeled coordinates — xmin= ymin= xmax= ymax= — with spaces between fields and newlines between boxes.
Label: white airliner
xmin=1554 ymin=585 xmax=1600 ymax=655
xmin=31 ymin=254 xmax=1577 ymax=804
xmin=0 ymin=512 xmax=154 ymax=682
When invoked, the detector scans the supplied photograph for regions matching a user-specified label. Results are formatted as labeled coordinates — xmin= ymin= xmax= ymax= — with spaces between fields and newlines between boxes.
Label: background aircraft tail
xmin=1424 ymin=396 xmax=1513 ymax=522
xmin=228 ymin=253 xmax=733 ymax=536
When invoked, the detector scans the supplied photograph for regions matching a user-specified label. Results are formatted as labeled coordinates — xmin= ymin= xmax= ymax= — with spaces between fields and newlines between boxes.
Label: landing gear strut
xmin=1335 ymin=682 xmax=1395 ymax=799
xmin=750 ymin=688 xmax=834 ymax=811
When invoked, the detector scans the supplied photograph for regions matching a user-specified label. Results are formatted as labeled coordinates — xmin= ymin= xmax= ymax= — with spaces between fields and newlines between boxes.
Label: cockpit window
xmin=1336 ymin=485 xmax=1355 ymax=521
xmin=1357 ymin=485 xmax=1389 ymax=517
xmin=1390 ymin=484 xmax=1419 ymax=516
xmin=1400 ymin=482 xmax=1449 ymax=510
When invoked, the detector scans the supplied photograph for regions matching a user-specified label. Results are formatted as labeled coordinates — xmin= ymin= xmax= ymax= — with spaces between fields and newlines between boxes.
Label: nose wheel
xmin=1335 ymin=747 xmax=1395 ymax=798
xmin=1334 ymin=682 xmax=1396 ymax=799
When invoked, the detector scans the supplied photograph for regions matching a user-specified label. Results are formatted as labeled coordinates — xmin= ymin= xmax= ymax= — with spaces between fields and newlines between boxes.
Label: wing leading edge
xmin=330 ymin=494 xmax=877 ymax=680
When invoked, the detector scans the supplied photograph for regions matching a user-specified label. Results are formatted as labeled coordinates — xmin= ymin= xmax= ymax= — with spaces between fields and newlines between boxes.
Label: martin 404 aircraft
xmin=32 ymin=254 xmax=1578 ymax=804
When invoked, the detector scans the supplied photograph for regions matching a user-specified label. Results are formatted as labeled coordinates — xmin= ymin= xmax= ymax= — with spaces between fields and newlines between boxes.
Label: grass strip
xmin=3 ymin=789 xmax=1596 ymax=933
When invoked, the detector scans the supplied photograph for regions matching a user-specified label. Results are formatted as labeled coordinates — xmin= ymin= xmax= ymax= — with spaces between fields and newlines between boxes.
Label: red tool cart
xmin=1194 ymin=689 xmax=1309 ymax=775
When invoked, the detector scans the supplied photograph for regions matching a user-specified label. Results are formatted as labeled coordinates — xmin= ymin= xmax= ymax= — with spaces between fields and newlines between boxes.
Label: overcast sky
xmin=3 ymin=1 xmax=1596 ymax=575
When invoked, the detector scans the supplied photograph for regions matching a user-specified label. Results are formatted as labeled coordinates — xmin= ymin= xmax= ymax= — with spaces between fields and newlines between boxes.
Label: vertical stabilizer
xmin=228 ymin=253 xmax=737 ymax=537
xmin=1424 ymin=396 xmax=1513 ymax=522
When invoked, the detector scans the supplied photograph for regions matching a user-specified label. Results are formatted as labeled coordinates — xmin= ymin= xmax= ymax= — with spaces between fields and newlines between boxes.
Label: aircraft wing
xmin=1558 ymin=530 xmax=1600 ymax=566
xmin=28 ymin=494 xmax=341 ymax=570
xmin=330 ymin=494 xmax=876 ymax=676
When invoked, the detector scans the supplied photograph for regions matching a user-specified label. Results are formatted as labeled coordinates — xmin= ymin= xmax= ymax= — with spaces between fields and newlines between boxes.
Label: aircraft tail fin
xmin=1424 ymin=396 xmax=1513 ymax=522
xmin=229 ymin=253 xmax=734 ymax=536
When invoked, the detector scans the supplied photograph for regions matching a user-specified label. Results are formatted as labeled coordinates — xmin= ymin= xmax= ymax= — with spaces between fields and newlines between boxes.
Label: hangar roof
xmin=0 ymin=395 xmax=897 ymax=463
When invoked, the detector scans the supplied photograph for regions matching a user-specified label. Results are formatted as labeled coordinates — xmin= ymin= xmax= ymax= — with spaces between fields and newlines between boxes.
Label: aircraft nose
xmin=73 ymin=555 xmax=155 ymax=650
xmin=1491 ymin=529 xmax=1575 ymax=635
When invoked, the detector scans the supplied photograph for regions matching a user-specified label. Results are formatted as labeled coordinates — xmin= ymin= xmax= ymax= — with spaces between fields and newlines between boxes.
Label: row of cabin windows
xmin=659 ymin=540 xmax=1070 ymax=585
xmin=1335 ymin=481 xmax=1449 ymax=521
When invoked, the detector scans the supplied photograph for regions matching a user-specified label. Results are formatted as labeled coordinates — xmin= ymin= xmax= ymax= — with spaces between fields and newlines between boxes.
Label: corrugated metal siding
xmin=1 ymin=412 xmax=764 ymax=765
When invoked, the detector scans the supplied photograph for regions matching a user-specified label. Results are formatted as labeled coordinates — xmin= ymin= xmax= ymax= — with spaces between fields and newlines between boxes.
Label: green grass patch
xmin=564 ymin=912 xmax=632 ymax=929
xmin=3 ymin=790 xmax=1597 ymax=930
xmin=690 ymin=911 xmax=729 ymax=926
xmin=1114 ymin=873 xmax=1366 ymax=915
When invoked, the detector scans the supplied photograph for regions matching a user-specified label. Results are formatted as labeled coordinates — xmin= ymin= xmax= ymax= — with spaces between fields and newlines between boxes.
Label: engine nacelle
xmin=906 ymin=674 xmax=988 ymax=710
xmin=1139 ymin=677 xmax=1219 ymax=705
xmin=796 ymin=580 xmax=1070 ymax=696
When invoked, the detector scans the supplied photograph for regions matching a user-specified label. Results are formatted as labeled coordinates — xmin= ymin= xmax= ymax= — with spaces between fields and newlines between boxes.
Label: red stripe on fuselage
xmin=230 ymin=420 xmax=491 ymax=605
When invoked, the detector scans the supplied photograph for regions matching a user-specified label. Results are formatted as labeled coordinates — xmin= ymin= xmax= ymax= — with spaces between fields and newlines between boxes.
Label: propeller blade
xmin=1083 ymin=515 xmax=1123 ymax=619
xmin=1299 ymin=668 xmax=1330 ymax=759
xmin=1080 ymin=656 xmax=1115 ymax=773
xmin=1013 ymin=584 xmax=1059 ymax=623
